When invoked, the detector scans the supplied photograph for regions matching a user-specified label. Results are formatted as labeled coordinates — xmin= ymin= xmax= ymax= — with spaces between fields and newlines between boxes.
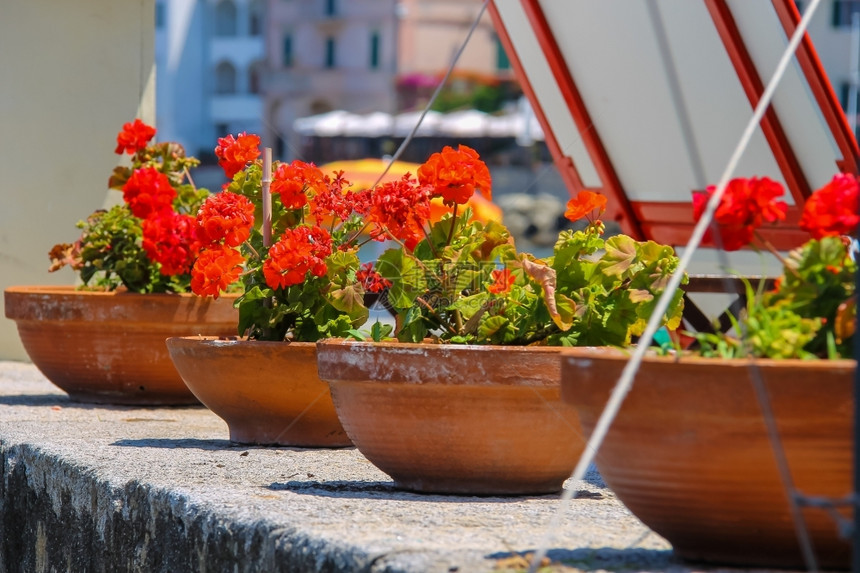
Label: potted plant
xmin=315 ymin=145 xmax=687 ymax=494
xmin=560 ymin=175 xmax=856 ymax=568
xmin=4 ymin=120 xmax=239 ymax=405
xmin=165 ymin=134 xmax=378 ymax=447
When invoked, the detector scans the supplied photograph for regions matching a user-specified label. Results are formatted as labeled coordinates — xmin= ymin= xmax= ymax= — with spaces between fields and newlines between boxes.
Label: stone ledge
xmin=0 ymin=361 xmax=686 ymax=572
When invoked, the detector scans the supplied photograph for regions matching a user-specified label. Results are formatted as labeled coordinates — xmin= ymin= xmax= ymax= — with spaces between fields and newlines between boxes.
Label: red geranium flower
xmin=417 ymin=144 xmax=492 ymax=206
xmin=142 ymin=211 xmax=202 ymax=275
xmin=356 ymin=262 xmax=392 ymax=293
xmin=196 ymin=191 xmax=255 ymax=248
xmin=486 ymin=268 xmax=514 ymax=295
xmin=122 ymin=166 xmax=177 ymax=219
xmin=215 ymin=132 xmax=261 ymax=179
xmin=262 ymin=226 xmax=332 ymax=289
xmin=367 ymin=174 xmax=432 ymax=251
xmin=271 ymin=160 xmax=325 ymax=210
xmin=309 ymin=171 xmax=372 ymax=222
xmin=564 ymin=191 xmax=608 ymax=223
xmin=692 ymin=177 xmax=787 ymax=251
xmin=115 ymin=119 xmax=156 ymax=155
xmin=799 ymin=173 xmax=860 ymax=239
xmin=190 ymin=244 xmax=245 ymax=298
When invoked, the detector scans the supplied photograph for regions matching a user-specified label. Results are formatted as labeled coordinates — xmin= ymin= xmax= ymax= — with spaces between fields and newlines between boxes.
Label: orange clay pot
xmin=315 ymin=339 xmax=585 ymax=495
xmin=4 ymin=286 xmax=239 ymax=405
xmin=166 ymin=336 xmax=350 ymax=447
xmin=560 ymin=346 xmax=853 ymax=569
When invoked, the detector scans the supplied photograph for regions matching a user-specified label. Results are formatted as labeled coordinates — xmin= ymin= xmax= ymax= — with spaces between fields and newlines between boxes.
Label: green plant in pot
xmin=166 ymin=133 xmax=381 ymax=446
xmin=49 ymin=119 xmax=212 ymax=293
xmin=689 ymin=174 xmax=855 ymax=359
xmin=4 ymin=119 xmax=238 ymax=405
xmin=314 ymin=144 xmax=687 ymax=495
xmin=558 ymin=173 xmax=858 ymax=569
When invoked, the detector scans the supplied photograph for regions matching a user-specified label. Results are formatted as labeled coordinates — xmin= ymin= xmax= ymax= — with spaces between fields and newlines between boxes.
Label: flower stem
xmin=415 ymin=296 xmax=457 ymax=335
xmin=445 ymin=203 xmax=459 ymax=247
xmin=754 ymin=230 xmax=800 ymax=279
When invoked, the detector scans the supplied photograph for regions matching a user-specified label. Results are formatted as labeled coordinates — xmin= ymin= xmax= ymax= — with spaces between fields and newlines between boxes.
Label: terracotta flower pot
xmin=4 ymin=286 xmax=239 ymax=405
xmin=166 ymin=336 xmax=350 ymax=447
xmin=560 ymin=346 xmax=853 ymax=569
xmin=315 ymin=339 xmax=585 ymax=495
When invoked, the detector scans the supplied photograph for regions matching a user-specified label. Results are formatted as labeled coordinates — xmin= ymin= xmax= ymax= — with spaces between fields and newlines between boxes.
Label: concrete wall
xmin=0 ymin=0 xmax=156 ymax=360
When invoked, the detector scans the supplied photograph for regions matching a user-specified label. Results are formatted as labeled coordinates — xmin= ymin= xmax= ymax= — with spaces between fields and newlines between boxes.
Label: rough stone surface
xmin=0 ymin=362 xmax=778 ymax=572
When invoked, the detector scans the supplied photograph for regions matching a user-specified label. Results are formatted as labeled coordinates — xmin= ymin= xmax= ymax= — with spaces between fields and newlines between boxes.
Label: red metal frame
xmin=771 ymin=0 xmax=860 ymax=174
xmin=486 ymin=3 xmax=585 ymax=194
xmin=490 ymin=0 xmax=645 ymax=239
xmin=704 ymin=0 xmax=811 ymax=205
xmin=489 ymin=0 xmax=859 ymax=249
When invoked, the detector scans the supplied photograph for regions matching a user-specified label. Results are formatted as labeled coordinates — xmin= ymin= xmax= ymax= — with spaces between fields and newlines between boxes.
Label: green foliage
xmin=379 ymin=215 xmax=686 ymax=347
xmin=231 ymin=222 xmax=369 ymax=342
xmin=52 ymin=133 xmax=210 ymax=293
xmin=64 ymin=205 xmax=189 ymax=293
xmin=691 ymin=238 xmax=856 ymax=359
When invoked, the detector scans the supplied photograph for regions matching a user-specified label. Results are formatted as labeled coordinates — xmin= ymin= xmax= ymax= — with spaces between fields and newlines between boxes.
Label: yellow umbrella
xmin=318 ymin=158 xmax=503 ymax=224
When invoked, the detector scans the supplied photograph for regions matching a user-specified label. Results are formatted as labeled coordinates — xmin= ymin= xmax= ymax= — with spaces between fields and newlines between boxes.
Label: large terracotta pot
xmin=4 ymin=286 xmax=239 ymax=405
xmin=166 ymin=336 xmax=350 ymax=447
xmin=560 ymin=346 xmax=853 ymax=569
xmin=315 ymin=339 xmax=585 ymax=495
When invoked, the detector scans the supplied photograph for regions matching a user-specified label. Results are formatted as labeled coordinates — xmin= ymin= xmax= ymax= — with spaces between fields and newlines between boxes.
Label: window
xmin=249 ymin=0 xmax=264 ymax=36
xmin=215 ymin=61 xmax=237 ymax=94
xmin=325 ymin=37 xmax=336 ymax=69
xmin=832 ymin=0 xmax=860 ymax=28
xmin=155 ymin=2 xmax=166 ymax=28
xmin=369 ymin=32 xmax=380 ymax=69
xmin=324 ymin=0 xmax=337 ymax=17
xmin=215 ymin=0 xmax=237 ymax=36
xmin=495 ymin=36 xmax=510 ymax=71
xmin=249 ymin=61 xmax=264 ymax=94
xmin=283 ymin=35 xmax=293 ymax=67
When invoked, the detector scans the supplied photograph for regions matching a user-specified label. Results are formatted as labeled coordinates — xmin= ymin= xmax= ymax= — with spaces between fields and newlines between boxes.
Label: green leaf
xmin=599 ymin=235 xmax=637 ymax=277
xmin=371 ymin=321 xmax=394 ymax=341
xmin=376 ymin=248 xmax=428 ymax=310
xmin=328 ymin=283 xmax=370 ymax=326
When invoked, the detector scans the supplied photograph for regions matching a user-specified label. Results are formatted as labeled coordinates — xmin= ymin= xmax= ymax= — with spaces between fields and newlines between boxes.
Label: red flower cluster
xmin=692 ymin=177 xmax=787 ymax=251
xmin=115 ymin=119 xmax=156 ymax=155
xmin=799 ymin=174 xmax=860 ymax=239
xmin=262 ymin=226 xmax=333 ymax=289
xmin=122 ymin=167 xmax=178 ymax=219
xmin=196 ymin=191 xmax=255 ymax=247
xmin=309 ymin=171 xmax=372 ymax=222
xmin=367 ymin=174 xmax=432 ymax=250
xmin=564 ymin=190 xmax=608 ymax=223
xmin=215 ymin=132 xmax=261 ymax=179
xmin=271 ymin=160 xmax=325 ymax=210
xmin=191 ymin=192 xmax=256 ymax=297
xmin=141 ymin=212 xmax=202 ymax=276
xmin=486 ymin=268 xmax=514 ymax=295
xmin=356 ymin=262 xmax=391 ymax=293
xmin=417 ymin=144 xmax=492 ymax=206
xmin=190 ymin=244 xmax=245 ymax=298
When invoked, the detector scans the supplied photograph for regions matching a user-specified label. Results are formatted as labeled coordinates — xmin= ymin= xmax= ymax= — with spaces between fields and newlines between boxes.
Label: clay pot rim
xmin=4 ymin=285 xmax=240 ymax=300
xmin=559 ymin=345 xmax=857 ymax=370
xmin=316 ymin=337 xmax=563 ymax=357
xmin=167 ymin=335 xmax=315 ymax=349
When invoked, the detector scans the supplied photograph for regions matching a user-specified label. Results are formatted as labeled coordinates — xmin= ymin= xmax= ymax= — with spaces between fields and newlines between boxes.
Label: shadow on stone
xmin=269 ymin=479 xmax=603 ymax=503
xmin=487 ymin=547 xmax=678 ymax=572
xmin=111 ymin=437 xmax=251 ymax=450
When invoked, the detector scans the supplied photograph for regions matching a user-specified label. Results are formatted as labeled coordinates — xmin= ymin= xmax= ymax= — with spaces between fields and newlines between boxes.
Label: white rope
xmin=528 ymin=1 xmax=823 ymax=571
xmin=370 ymin=0 xmax=490 ymax=189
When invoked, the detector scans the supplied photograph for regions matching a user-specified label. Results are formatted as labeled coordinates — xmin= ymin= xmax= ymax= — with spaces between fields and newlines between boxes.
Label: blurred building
xmin=155 ymin=0 xmax=265 ymax=161
xmin=264 ymin=0 xmax=515 ymax=161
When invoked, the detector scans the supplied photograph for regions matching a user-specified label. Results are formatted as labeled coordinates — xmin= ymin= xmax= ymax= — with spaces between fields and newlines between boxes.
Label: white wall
xmin=0 ymin=0 xmax=156 ymax=360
